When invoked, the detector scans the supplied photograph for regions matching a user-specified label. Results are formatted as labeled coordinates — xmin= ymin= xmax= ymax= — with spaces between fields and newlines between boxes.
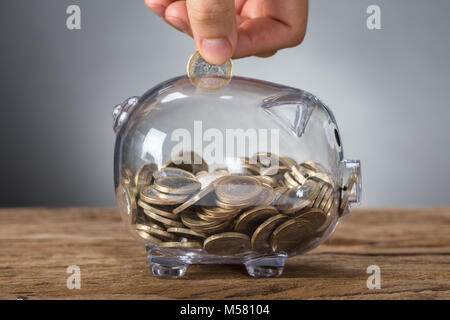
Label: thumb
xmin=186 ymin=0 xmax=237 ymax=65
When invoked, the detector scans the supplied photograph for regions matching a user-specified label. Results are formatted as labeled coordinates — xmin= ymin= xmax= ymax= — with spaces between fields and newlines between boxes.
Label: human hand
xmin=145 ymin=0 xmax=308 ymax=65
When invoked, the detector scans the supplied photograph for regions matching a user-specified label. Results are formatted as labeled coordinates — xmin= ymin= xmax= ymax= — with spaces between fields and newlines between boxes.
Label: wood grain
xmin=0 ymin=208 xmax=449 ymax=300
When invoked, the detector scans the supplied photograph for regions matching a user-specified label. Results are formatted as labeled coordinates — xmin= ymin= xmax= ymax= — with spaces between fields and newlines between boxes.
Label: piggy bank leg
xmin=244 ymin=254 xmax=287 ymax=278
xmin=146 ymin=247 xmax=189 ymax=278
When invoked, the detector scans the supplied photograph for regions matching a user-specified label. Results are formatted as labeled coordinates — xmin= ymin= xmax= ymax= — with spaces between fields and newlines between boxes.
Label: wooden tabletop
xmin=0 ymin=208 xmax=449 ymax=300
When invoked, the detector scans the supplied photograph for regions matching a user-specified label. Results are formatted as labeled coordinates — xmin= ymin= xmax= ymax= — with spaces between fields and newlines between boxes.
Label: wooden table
xmin=0 ymin=208 xmax=449 ymax=300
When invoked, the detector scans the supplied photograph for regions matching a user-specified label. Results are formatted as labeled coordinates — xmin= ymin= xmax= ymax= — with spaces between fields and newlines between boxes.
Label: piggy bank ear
xmin=261 ymin=92 xmax=315 ymax=137
xmin=112 ymin=96 xmax=140 ymax=134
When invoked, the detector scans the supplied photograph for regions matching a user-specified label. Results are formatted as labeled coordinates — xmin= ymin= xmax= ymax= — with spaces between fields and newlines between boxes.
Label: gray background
xmin=1 ymin=0 xmax=449 ymax=207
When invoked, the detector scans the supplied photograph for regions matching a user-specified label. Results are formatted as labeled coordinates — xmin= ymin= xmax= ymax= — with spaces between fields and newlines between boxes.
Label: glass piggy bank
xmin=113 ymin=71 xmax=361 ymax=278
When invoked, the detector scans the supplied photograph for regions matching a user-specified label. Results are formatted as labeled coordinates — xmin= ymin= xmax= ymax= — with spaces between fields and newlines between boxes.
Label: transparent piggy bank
xmin=113 ymin=74 xmax=361 ymax=278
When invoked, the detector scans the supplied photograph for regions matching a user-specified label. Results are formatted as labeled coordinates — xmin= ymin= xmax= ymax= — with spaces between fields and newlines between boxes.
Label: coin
xmin=136 ymin=230 xmax=162 ymax=244
xmin=163 ymin=151 xmax=209 ymax=174
xmin=312 ymin=183 xmax=329 ymax=208
xmin=135 ymin=163 xmax=157 ymax=191
xmin=140 ymin=185 xmax=186 ymax=205
xmin=255 ymin=175 xmax=277 ymax=188
xmin=153 ymin=167 xmax=196 ymax=180
xmin=340 ymin=173 xmax=358 ymax=212
xmin=253 ymin=184 xmax=277 ymax=206
xmin=251 ymin=214 xmax=290 ymax=253
xmin=290 ymin=166 xmax=307 ymax=185
xmin=295 ymin=208 xmax=327 ymax=230
xmin=159 ymin=241 xmax=203 ymax=249
xmin=151 ymin=187 xmax=190 ymax=202
xmin=145 ymin=210 xmax=184 ymax=228
xmin=215 ymin=175 xmax=262 ymax=205
xmin=279 ymin=156 xmax=297 ymax=169
xmin=187 ymin=51 xmax=232 ymax=90
xmin=318 ymin=187 xmax=333 ymax=210
xmin=196 ymin=170 xmax=229 ymax=189
xmin=234 ymin=206 xmax=278 ymax=236
xmin=118 ymin=181 xmax=137 ymax=224
xmin=180 ymin=210 xmax=220 ymax=229
xmin=145 ymin=226 xmax=178 ymax=242
xmin=172 ymin=183 xmax=215 ymax=214
xmin=277 ymin=181 xmax=320 ymax=214
xmin=270 ymin=218 xmax=315 ymax=254
xmin=143 ymin=206 xmax=179 ymax=220
xmin=121 ymin=167 xmax=134 ymax=186
xmin=203 ymin=232 xmax=251 ymax=255
xmin=166 ymin=227 xmax=207 ymax=241
xmin=284 ymin=171 xmax=301 ymax=188
xmin=153 ymin=176 xmax=201 ymax=195
xmin=300 ymin=161 xmax=321 ymax=173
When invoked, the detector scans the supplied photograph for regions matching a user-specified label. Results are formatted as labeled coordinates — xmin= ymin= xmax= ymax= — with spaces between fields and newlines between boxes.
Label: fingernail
xmin=200 ymin=38 xmax=232 ymax=65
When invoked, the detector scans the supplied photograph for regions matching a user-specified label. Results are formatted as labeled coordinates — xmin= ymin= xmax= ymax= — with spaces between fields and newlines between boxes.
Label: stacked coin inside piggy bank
xmin=113 ymin=56 xmax=361 ymax=278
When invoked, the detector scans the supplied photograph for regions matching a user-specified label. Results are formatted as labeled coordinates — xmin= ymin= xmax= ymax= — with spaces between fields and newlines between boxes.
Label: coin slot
xmin=334 ymin=128 xmax=341 ymax=148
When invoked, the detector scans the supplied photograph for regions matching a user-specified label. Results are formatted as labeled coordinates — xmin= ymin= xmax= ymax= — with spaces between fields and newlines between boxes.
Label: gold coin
xmin=300 ymin=161 xmax=321 ymax=173
xmin=159 ymin=241 xmax=202 ymax=249
xmin=203 ymin=232 xmax=250 ymax=255
xmin=284 ymin=171 xmax=301 ymax=188
xmin=135 ymin=163 xmax=157 ymax=191
xmin=251 ymin=214 xmax=290 ymax=253
xmin=323 ymin=196 xmax=334 ymax=213
xmin=136 ymin=230 xmax=162 ymax=244
xmin=145 ymin=210 xmax=184 ymax=228
xmin=145 ymin=226 xmax=178 ymax=242
xmin=318 ymin=187 xmax=334 ymax=210
xmin=340 ymin=173 xmax=358 ymax=211
xmin=253 ymin=184 xmax=276 ymax=206
xmin=295 ymin=208 xmax=327 ymax=230
xmin=277 ymin=181 xmax=320 ymax=214
xmin=153 ymin=176 xmax=201 ymax=195
xmin=121 ymin=167 xmax=134 ymax=186
xmin=200 ymin=206 xmax=239 ymax=216
xmin=255 ymin=175 xmax=278 ymax=188
xmin=194 ymin=220 xmax=232 ymax=235
xmin=143 ymin=206 xmax=179 ymax=220
xmin=310 ymin=172 xmax=334 ymax=186
xmin=279 ymin=156 xmax=297 ymax=169
xmin=163 ymin=151 xmax=208 ymax=174
xmin=166 ymin=227 xmax=207 ymax=241
xmin=197 ymin=207 xmax=240 ymax=223
xmin=179 ymin=210 xmax=219 ymax=228
xmin=234 ymin=206 xmax=279 ymax=236
xmin=290 ymin=166 xmax=307 ymax=185
xmin=312 ymin=183 xmax=329 ymax=208
xmin=187 ymin=51 xmax=232 ymax=90
xmin=215 ymin=175 xmax=262 ymax=205
xmin=151 ymin=187 xmax=190 ymax=202
xmin=118 ymin=181 xmax=137 ymax=224
xmin=172 ymin=183 xmax=215 ymax=214
xmin=140 ymin=186 xmax=186 ymax=205
xmin=270 ymin=218 xmax=315 ymax=254
xmin=134 ymin=223 xmax=152 ymax=233
xmin=250 ymin=152 xmax=279 ymax=168
xmin=153 ymin=167 xmax=196 ymax=180
xmin=196 ymin=170 xmax=229 ymax=189
xmin=215 ymin=197 xmax=254 ymax=210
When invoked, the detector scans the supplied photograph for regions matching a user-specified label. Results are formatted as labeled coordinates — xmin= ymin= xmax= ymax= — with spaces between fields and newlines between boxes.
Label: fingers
xmin=186 ymin=0 xmax=237 ymax=65
xmin=145 ymin=0 xmax=192 ymax=36
xmin=234 ymin=0 xmax=308 ymax=58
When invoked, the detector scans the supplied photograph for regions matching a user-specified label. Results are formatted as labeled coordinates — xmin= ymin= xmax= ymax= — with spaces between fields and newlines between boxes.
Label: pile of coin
xmin=119 ymin=152 xmax=339 ymax=256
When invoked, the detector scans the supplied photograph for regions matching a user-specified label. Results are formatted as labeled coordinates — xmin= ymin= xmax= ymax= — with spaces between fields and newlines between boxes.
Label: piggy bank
xmin=113 ymin=73 xmax=361 ymax=278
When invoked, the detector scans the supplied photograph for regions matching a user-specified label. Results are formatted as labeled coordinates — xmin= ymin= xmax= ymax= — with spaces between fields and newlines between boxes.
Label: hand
xmin=145 ymin=0 xmax=308 ymax=65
